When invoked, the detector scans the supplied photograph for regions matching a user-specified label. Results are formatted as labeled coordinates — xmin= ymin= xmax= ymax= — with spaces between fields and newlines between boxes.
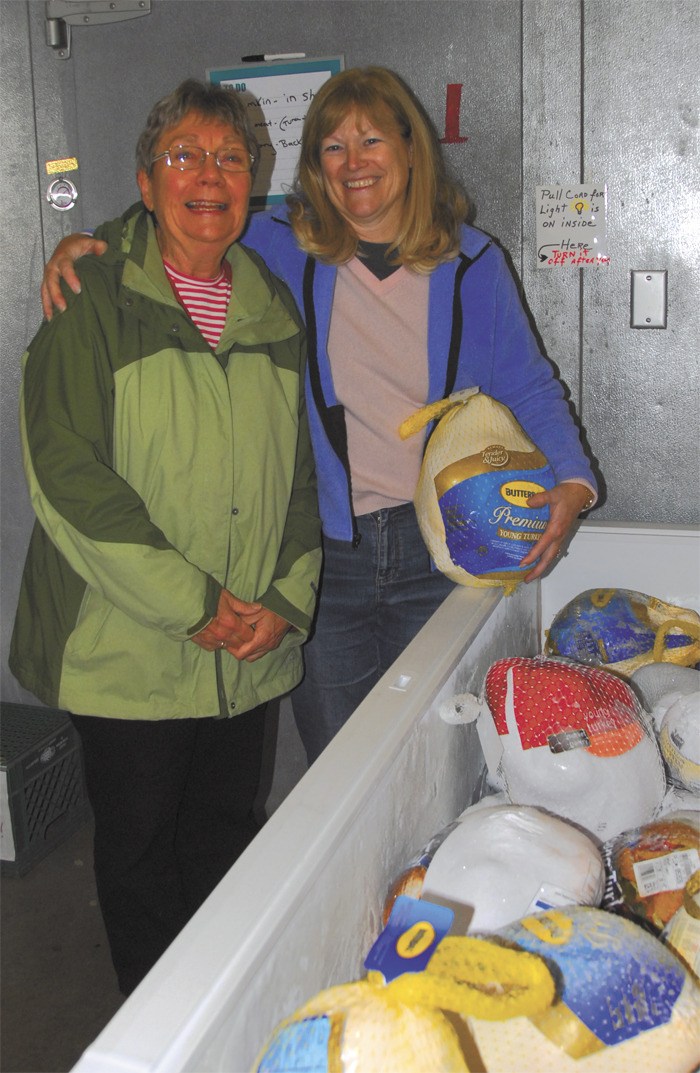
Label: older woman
xmin=12 ymin=79 xmax=320 ymax=994
xmin=40 ymin=67 xmax=597 ymax=768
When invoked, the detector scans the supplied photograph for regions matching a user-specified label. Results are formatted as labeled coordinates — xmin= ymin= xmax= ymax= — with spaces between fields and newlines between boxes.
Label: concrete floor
xmin=0 ymin=698 xmax=306 ymax=1073
xmin=1 ymin=818 xmax=125 ymax=1073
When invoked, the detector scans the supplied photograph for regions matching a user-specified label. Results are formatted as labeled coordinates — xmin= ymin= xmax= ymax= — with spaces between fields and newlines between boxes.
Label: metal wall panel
xmin=521 ymin=1 xmax=591 ymax=477
xmin=28 ymin=0 xmax=523 ymax=247
xmin=1 ymin=1 xmax=50 ymax=704
xmin=581 ymin=0 xmax=699 ymax=523
xmin=522 ymin=0 xmax=699 ymax=524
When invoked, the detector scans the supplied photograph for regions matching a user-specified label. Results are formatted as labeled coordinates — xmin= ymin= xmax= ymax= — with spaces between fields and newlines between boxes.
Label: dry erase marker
xmin=242 ymin=53 xmax=306 ymax=62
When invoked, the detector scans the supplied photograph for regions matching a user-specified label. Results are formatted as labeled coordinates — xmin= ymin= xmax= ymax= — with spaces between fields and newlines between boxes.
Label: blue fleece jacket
xmin=241 ymin=208 xmax=596 ymax=543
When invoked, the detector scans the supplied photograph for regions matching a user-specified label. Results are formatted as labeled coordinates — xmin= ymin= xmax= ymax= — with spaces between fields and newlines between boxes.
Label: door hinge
xmin=45 ymin=0 xmax=151 ymax=60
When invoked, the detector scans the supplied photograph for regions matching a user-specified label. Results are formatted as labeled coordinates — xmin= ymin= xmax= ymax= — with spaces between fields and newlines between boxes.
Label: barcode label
xmin=632 ymin=849 xmax=700 ymax=897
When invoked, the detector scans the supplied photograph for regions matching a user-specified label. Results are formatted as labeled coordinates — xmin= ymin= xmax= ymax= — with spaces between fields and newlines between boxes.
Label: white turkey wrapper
xmin=422 ymin=803 xmax=604 ymax=932
xmin=659 ymin=691 xmax=700 ymax=793
xmin=632 ymin=663 xmax=700 ymax=725
xmin=491 ymin=664 xmax=667 ymax=840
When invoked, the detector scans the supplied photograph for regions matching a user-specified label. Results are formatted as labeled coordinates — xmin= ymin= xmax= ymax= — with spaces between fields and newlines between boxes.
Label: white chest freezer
xmin=71 ymin=523 xmax=699 ymax=1073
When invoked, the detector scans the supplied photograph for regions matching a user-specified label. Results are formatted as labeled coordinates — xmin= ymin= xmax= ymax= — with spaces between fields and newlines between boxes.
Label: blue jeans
xmin=291 ymin=502 xmax=455 ymax=764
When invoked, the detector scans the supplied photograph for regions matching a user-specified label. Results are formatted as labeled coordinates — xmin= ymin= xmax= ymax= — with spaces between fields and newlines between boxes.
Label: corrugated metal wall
xmin=522 ymin=0 xmax=699 ymax=528
xmin=2 ymin=0 xmax=698 ymax=701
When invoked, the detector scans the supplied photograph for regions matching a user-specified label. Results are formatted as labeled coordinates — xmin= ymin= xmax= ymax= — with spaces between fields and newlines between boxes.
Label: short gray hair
xmin=135 ymin=79 xmax=258 ymax=176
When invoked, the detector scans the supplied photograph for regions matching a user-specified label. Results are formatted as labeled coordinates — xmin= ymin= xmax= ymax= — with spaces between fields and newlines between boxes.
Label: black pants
xmin=71 ymin=707 xmax=266 ymax=996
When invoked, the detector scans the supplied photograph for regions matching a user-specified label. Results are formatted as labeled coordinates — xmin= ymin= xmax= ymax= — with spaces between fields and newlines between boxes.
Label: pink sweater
xmin=328 ymin=257 xmax=430 ymax=516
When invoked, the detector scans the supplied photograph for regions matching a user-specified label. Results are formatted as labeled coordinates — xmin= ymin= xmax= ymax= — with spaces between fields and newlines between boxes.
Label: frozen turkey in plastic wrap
xmin=656 ymin=692 xmax=700 ymax=794
xmin=477 ymin=655 xmax=667 ymax=840
xmin=661 ymin=869 xmax=700 ymax=980
xmin=254 ymin=897 xmax=558 ymax=1073
xmin=544 ymin=588 xmax=700 ymax=678
xmin=630 ymin=663 xmax=700 ymax=802
xmin=479 ymin=906 xmax=700 ymax=1073
xmin=381 ymin=793 xmax=508 ymax=925
xmin=382 ymin=797 xmax=602 ymax=931
xmin=631 ymin=662 xmax=700 ymax=716
xmin=399 ymin=388 xmax=556 ymax=593
xmin=420 ymin=803 xmax=605 ymax=931
xmin=254 ymin=904 xmax=700 ymax=1073
xmin=601 ymin=810 xmax=700 ymax=935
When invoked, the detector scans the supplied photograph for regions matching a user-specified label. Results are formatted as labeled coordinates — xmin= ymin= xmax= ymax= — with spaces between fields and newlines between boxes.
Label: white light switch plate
xmin=631 ymin=270 xmax=667 ymax=328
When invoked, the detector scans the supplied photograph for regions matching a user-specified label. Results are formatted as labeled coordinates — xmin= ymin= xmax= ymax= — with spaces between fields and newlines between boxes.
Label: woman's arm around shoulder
xmin=41 ymin=204 xmax=142 ymax=319
xmin=42 ymin=234 xmax=107 ymax=318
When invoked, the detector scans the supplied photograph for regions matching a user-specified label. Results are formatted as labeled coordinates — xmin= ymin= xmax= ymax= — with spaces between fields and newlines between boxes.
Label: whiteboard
xmin=208 ymin=57 xmax=344 ymax=207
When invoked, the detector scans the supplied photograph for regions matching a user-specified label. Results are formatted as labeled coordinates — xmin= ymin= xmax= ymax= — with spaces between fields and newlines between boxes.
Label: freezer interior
xmin=71 ymin=522 xmax=699 ymax=1073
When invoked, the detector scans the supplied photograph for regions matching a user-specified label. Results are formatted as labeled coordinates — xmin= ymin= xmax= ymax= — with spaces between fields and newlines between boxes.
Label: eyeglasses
xmin=150 ymin=144 xmax=254 ymax=173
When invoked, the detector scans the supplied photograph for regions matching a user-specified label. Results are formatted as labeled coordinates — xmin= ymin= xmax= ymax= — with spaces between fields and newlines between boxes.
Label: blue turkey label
xmin=365 ymin=895 xmax=454 ymax=982
xmin=548 ymin=589 xmax=694 ymax=665
xmin=256 ymin=1017 xmax=331 ymax=1072
xmin=439 ymin=465 xmax=554 ymax=575
xmin=500 ymin=910 xmax=685 ymax=1047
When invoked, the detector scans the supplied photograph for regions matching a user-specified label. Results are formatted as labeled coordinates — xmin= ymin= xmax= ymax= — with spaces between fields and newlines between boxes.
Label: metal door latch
xmin=45 ymin=0 xmax=151 ymax=60
xmin=46 ymin=176 xmax=78 ymax=211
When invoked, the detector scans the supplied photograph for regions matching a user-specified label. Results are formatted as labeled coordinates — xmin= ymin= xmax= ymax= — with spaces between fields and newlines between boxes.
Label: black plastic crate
xmin=0 ymin=702 xmax=90 ymax=876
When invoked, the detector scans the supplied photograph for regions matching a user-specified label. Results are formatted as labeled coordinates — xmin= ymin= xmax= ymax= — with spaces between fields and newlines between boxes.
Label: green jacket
xmin=10 ymin=208 xmax=321 ymax=720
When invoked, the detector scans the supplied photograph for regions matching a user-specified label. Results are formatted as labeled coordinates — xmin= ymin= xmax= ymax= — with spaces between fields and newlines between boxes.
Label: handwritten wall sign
xmin=208 ymin=57 xmax=343 ymax=207
xmin=536 ymin=183 xmax=609 ymax=268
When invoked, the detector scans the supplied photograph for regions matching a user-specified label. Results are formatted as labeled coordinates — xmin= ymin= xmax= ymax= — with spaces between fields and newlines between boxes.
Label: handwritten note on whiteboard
xmin=208 ymin=57 xmax=344 ymax=207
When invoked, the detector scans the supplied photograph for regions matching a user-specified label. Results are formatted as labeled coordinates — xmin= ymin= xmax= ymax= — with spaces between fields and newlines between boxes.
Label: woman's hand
xmin=191 ymin=589 xmax=259 ymax=652
xmin=518 ymin=482 xmax=595 ymax=582
xmin=230 ymin=605 xmax=293 ymax=663
xmin=41 ymin=234 xmax=108 ymax=320
xmin=191 ymin=589 xmax=291 ymax=661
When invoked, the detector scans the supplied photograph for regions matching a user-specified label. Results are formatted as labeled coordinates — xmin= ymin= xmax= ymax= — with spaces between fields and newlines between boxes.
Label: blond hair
xmin=287 ymin=67 xmax=469 ymax=272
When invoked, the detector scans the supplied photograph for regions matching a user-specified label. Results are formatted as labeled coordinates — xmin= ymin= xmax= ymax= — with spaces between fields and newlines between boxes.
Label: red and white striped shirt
xmin=164 ymin=259 xmax=232 ymax=349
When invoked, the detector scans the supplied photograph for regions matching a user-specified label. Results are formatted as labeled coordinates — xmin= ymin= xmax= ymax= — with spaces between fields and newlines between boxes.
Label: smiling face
xmin=137 ymin=110 xmax=252 ymax=277
xmin=319 ymin=109 xmax=412 ymax=243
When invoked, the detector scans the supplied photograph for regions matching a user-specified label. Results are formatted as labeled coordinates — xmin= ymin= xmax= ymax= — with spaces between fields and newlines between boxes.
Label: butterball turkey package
xmin=545 ymin=588 xmax=700 ymax=677
xmin=400 ymin=389 xmax=556 ymax=591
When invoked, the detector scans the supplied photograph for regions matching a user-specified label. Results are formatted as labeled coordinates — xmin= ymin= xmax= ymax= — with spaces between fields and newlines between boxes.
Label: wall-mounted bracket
xmin=45 ymin=0 xmax=151 ymax=60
